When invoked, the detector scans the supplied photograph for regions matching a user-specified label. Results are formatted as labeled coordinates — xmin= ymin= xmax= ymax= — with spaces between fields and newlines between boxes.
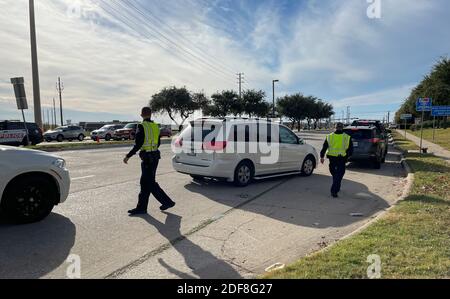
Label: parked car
xmin=91 ymin=124 xmax=124 ymax=141
xmin=44 ymin=126 xmax=86 ymax=142
xmin=0 ymin=121 xmax=44 ymax=146
xmin=160 ymin=125 xmax=173 ymax=138
xmin=344 ymin=125 xmax=388 ymax=169
xmin=389 ymin=123 xmax=398 ymax=129
xmin=0 ymin=146 xmax=70 ymax=223
xmin=172 ymin=118 xmax=319 ymax=187
xmin=114 ymin=123 xmax=139 ymax=140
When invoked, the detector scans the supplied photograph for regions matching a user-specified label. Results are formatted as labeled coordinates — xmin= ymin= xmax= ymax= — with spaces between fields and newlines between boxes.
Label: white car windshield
xmin=100 ymin=125 xmax=114 ymax=130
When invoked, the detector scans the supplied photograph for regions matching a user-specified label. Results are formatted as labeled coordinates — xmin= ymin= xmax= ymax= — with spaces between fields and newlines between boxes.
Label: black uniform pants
xmin=137 ymin=152 xmax=174 ymax=211
xmin=328 ymin=157 xmax=347 ymax=195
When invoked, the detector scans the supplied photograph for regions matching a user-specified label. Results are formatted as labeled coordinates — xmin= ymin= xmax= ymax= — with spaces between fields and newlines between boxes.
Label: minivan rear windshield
xmin=344 ymin=129 xmax=373 ymax=140
xmin=181 ymin=123 xmax=222 ymax=142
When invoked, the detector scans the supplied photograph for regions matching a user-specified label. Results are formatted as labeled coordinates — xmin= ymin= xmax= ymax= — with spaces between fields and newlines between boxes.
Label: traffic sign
xmin=10 ymin=77 xmax=28 ymax=110
xmin=416 ymin=98 xmax=432 ymax=112
xmin=431 ymin=106 xmax=450 ymax=117
xmin=400 ymin=114 xmax=413 ymax=120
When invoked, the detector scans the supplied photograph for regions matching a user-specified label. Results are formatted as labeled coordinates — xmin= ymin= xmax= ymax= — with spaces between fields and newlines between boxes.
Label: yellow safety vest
xmin=326 ymin=133 xmax=351 ymax=157
xmin=141 ymin=121 xmax=160 ymax=152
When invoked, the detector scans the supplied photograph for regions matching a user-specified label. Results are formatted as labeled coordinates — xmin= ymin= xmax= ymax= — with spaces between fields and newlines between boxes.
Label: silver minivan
xmin=172 ymin=118 xmax=319 ymax=187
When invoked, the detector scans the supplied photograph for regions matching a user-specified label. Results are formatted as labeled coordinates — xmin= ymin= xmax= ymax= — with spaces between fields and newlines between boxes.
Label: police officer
xmin=320 ymin=123 xmax=353 ymax=198
xmin=123 ymin=107 xmax=176 ymax=215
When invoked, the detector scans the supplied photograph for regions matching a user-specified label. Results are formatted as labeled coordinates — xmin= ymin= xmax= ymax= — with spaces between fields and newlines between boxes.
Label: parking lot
xmin=0 ymin=132 xmax=408 ymax=279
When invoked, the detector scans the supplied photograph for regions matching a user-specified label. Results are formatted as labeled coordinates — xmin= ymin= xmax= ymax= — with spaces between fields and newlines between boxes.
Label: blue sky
xmin=1 ymin=0 xmax=449 ymax=124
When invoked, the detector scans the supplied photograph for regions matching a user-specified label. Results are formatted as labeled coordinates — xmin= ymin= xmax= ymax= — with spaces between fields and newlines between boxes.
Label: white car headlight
xmin=53 ymin=159 xmax=66 ymax=169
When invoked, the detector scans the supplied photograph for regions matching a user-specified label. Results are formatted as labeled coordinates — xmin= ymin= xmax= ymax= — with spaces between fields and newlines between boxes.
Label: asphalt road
xmin=0 ymin=132 xmax=407 ymax=279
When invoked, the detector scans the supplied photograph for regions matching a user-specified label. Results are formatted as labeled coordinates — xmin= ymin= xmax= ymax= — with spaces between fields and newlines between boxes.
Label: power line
xmin=127 ymin=0 xmax=236 ymax=76
xmin=105 ymin=0 xmax=235 ymax=84
xmin=99 ymin=1 xmax=227 ymax=88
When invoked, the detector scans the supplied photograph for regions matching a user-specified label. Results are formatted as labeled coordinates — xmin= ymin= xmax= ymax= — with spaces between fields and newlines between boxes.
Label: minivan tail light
xmin=203 ymin=141 xmax=227 ymax=151
xmin=369 ymin=138 xmax=381 ymax=144
xmin=175 ymin=137 xmax=183 ymax=148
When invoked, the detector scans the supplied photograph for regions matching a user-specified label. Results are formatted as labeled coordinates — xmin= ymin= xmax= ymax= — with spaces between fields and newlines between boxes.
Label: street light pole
xmin=29 ymin=0 xmax=42 ymax=128
xmin=272 ymin=80 xmax=279 ymax=119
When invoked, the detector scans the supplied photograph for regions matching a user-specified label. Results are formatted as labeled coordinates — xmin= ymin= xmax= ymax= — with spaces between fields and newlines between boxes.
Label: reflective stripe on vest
xmin=141 ymin=121 xmax=160 ymax=151
xmin=326 ymin=133 xmax=350 ymax=157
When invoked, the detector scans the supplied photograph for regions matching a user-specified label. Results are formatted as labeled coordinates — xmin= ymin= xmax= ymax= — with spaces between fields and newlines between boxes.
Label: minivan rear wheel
xmin=234 ymin=161 xmax=254 ymax=187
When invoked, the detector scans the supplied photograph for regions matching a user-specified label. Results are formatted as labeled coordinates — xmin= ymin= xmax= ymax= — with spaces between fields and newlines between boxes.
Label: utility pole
xmin=272 ymin=80 xmax=279 ymax=119
xmin=346 ymin=106 xmax=351 ymax=124
xmin=237 ymin=73 xmax=244 ymax=99
xmin=53 ymin=97 xmax=57 ymax=128
xmin=387 ymin=111 xmax=390 ymax=125
xmin=51 ymin=104 xmax=54 ymax=129
xmin=29 ymin=0 xmax=42 ymax=128
xmin=57 ymin=77 xmax=64 ymax=126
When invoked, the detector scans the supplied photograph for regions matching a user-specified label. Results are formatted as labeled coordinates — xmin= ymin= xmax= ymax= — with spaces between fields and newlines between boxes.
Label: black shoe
xmin=331 ymin=193 xmax=339 ymax=198
xmin=160 ymin=202 xmax=176 ymax=211
xmin=128 ymin=208 xmax=147 ymax=215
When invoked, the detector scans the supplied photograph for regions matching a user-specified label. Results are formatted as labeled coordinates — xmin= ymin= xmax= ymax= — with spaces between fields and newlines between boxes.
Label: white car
xmin=0 ymin=146 xmax=70 ymax=224
xmin=172 ymin=118 xmax=319 ymax=187
xmin=91 ymin=124 xmax=124 ymax=141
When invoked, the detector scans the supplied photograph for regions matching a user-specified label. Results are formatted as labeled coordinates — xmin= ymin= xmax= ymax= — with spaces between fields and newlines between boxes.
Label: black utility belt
xmin=140 ymin=150 xmax=161 ymax=161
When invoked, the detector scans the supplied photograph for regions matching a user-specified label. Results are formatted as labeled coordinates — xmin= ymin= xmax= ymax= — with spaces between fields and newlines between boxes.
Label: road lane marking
xmin=72 ymin=175 xmax=95 ymax=181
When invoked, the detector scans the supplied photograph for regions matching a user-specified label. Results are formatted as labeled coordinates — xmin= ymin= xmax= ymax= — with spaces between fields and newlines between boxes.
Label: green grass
xmin=391 ymin=131 xmax=420 ymax=151
xmin=407 ymin=128 xmax=450 ymax=151
xmin=26 ymin=140 xmax=134 ymax=151
xmin=264 ymin=134 xmax=450 ymax=279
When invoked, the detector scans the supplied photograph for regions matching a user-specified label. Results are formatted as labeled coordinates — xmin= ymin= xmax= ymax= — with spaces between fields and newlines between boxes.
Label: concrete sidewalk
xmin=396 ymin=130 xmax=450 ymax=163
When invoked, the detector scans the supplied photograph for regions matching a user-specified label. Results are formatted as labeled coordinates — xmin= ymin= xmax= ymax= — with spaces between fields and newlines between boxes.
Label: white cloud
xmin=0 ymin=0 xmax=449 ymax=123
xmin=332 ymin=84 xmax=415 ymax=108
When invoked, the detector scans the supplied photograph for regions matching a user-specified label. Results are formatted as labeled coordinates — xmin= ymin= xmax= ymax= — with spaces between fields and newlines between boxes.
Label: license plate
xmin=353 ymin=142 xmax=359 ymax=147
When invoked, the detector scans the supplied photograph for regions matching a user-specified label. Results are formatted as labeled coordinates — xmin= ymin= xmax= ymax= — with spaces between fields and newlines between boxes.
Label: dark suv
xmin=0 ymin=120 xmax=44 ymax=146
xmin=344 ymin=126 xmax=388 ymax=169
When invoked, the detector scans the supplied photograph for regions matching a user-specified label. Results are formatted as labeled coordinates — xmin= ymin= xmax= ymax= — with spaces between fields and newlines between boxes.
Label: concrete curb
xmin=35 ymin=139 xmax=173 ymax=153
xmin=291 ymin=144 xmax=415 ymax=262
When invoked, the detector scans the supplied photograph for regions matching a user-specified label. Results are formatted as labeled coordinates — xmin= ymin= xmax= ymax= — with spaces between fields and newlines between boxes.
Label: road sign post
xmin=416 ymin=98 xmax=432 ymax=153
xmin=431 ymin=106 xmax=450 ymax=144
xmin=400 ymin=114 xmax=413 ymax=140
xmin=10 ymin=77 xmax=30 ymax=145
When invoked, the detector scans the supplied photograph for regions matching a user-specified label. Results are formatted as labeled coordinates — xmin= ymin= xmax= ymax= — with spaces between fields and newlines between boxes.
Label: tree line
xmin=395 ymin=57 xmax=450 ymax=124
xmin=149 ymin=86 xmax=334 ymax=129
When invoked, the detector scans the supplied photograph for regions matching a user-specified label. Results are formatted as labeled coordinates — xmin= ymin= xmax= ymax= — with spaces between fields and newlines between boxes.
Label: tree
xmin=396 ymin=57 xmax=450 ymax=123
xmin=311 ymin=99 xmax=334 ymax=129
xmin=203 ymin=90 xmax=241 ymax=117
xmin=277 ymin=93 xmax=334 ymax=130
xmin=242 ymin=90 xmax=270 ymax=118
xmin=277 ymin=93 xmax=310 ymax=130
xmin=150 ymin=86 xmax=205 ymax=126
